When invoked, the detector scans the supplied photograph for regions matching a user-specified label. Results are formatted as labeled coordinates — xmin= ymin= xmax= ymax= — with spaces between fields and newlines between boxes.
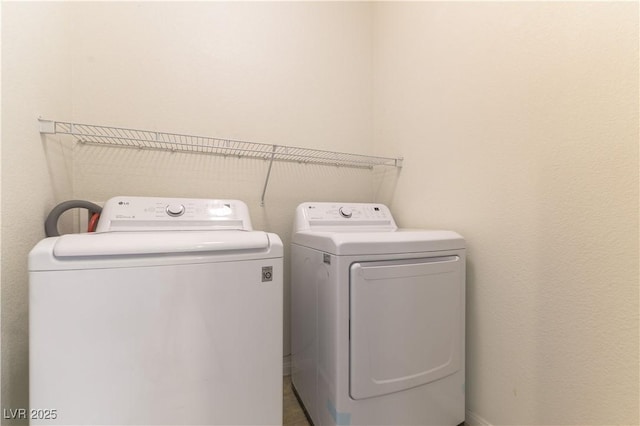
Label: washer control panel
xmin=294 ymin=202 xmax=397 ymax=231
xmin=96 ymin=196 xmax=253 ymax=232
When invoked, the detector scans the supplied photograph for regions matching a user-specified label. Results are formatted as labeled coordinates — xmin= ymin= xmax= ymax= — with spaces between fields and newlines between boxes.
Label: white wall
xmin=373 ymin=2 xmax=639 ymax=425
xmin=1 ymin=2 xmax=73 ymax=417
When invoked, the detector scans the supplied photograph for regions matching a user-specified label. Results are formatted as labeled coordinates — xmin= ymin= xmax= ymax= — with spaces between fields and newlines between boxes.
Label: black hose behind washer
xmin=45 ymin=200 xmax=103 ymax=237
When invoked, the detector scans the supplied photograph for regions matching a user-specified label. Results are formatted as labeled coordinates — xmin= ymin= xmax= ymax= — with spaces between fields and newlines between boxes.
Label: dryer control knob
xmin=166 ymin=204 xmax=185 ymax=217
xmin=339 ymin=207 xmax=353 ymax=218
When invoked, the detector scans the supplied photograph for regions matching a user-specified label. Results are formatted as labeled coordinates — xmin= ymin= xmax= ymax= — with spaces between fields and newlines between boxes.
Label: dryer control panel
xmin=294 ymin=202 xmax=398 ymax=232
xmin=96 ymin=196 xmax=253 ymax=232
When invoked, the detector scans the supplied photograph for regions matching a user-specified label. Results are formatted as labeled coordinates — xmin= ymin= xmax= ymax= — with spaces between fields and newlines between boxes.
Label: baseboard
xmin=282 ymin=354 xmax=291 ymax=376
xmin=465 ymin=409 xmax=492 ymax=426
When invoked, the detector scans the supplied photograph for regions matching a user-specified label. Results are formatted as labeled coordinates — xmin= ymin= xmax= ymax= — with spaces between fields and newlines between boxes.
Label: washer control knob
xmin=339 ymin=207 xmax=353 ymax=218
xmin=166 ymin=204 xmax=185 ymax=217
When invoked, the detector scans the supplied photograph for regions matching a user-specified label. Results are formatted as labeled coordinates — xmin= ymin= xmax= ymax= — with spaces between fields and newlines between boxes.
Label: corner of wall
xmin=1 ymin=2 xmax=73 ymax=417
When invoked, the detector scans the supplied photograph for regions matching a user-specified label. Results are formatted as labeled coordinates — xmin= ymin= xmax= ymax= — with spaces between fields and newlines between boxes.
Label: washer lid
xmin=52 ymin=231 xmax=269 ymax=257
xmin=292 ymin=229 xmax=465 ymax=255
xmin=29 ymin=231 xmax=283 ymax=271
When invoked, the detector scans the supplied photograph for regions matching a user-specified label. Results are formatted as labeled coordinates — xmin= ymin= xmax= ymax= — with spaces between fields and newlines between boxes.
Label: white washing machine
xmin=291 ymin=202 xmax=465 ymax=426
xmin=29 ymin=196 xmax=283 ymax=425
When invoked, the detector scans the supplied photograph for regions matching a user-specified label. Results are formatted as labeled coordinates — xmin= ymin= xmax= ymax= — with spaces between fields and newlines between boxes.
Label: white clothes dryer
xmin=29 ymin=196 xmax=283 ymax=425
xmin=291 ymin=202 xmax=465 ymax=426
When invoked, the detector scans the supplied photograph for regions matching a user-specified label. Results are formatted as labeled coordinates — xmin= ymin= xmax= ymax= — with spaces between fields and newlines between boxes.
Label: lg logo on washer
xmin=262 ymin=266 xmax=273 ymax=282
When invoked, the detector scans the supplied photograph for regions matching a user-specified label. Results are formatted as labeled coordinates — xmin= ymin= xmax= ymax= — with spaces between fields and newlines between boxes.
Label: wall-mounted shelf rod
xmin=39 ymin=118 xmax=403 ymax=205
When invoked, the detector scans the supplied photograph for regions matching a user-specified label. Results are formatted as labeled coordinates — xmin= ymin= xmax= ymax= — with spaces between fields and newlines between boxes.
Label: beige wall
xmin=373 ymin=2 xmax=639 ymax=425
xmin=1 ymin=2 xmax=74 ymax=417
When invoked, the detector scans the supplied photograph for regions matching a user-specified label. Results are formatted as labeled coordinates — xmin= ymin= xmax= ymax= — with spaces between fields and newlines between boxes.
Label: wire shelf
xmin=39 ymin=119 xmax=403 ymax=169
xmin=39 ymin=118 xmax=402 ymax=206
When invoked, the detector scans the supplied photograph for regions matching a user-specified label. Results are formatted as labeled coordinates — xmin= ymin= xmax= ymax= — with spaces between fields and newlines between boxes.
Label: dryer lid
xmin=292 ymin=229 xmax=465 ymax=255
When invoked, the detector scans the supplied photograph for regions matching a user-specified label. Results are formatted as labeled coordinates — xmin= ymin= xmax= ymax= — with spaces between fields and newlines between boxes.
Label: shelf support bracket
xmin=260 ymin=145 xmax=277 ymax=207
xmin=39 ymin=118 xmax=56 ymax=134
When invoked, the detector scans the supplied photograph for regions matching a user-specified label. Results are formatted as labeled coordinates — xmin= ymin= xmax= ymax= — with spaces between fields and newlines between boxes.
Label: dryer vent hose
xmin=45 ymin=200 xmax=103 ymax=237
